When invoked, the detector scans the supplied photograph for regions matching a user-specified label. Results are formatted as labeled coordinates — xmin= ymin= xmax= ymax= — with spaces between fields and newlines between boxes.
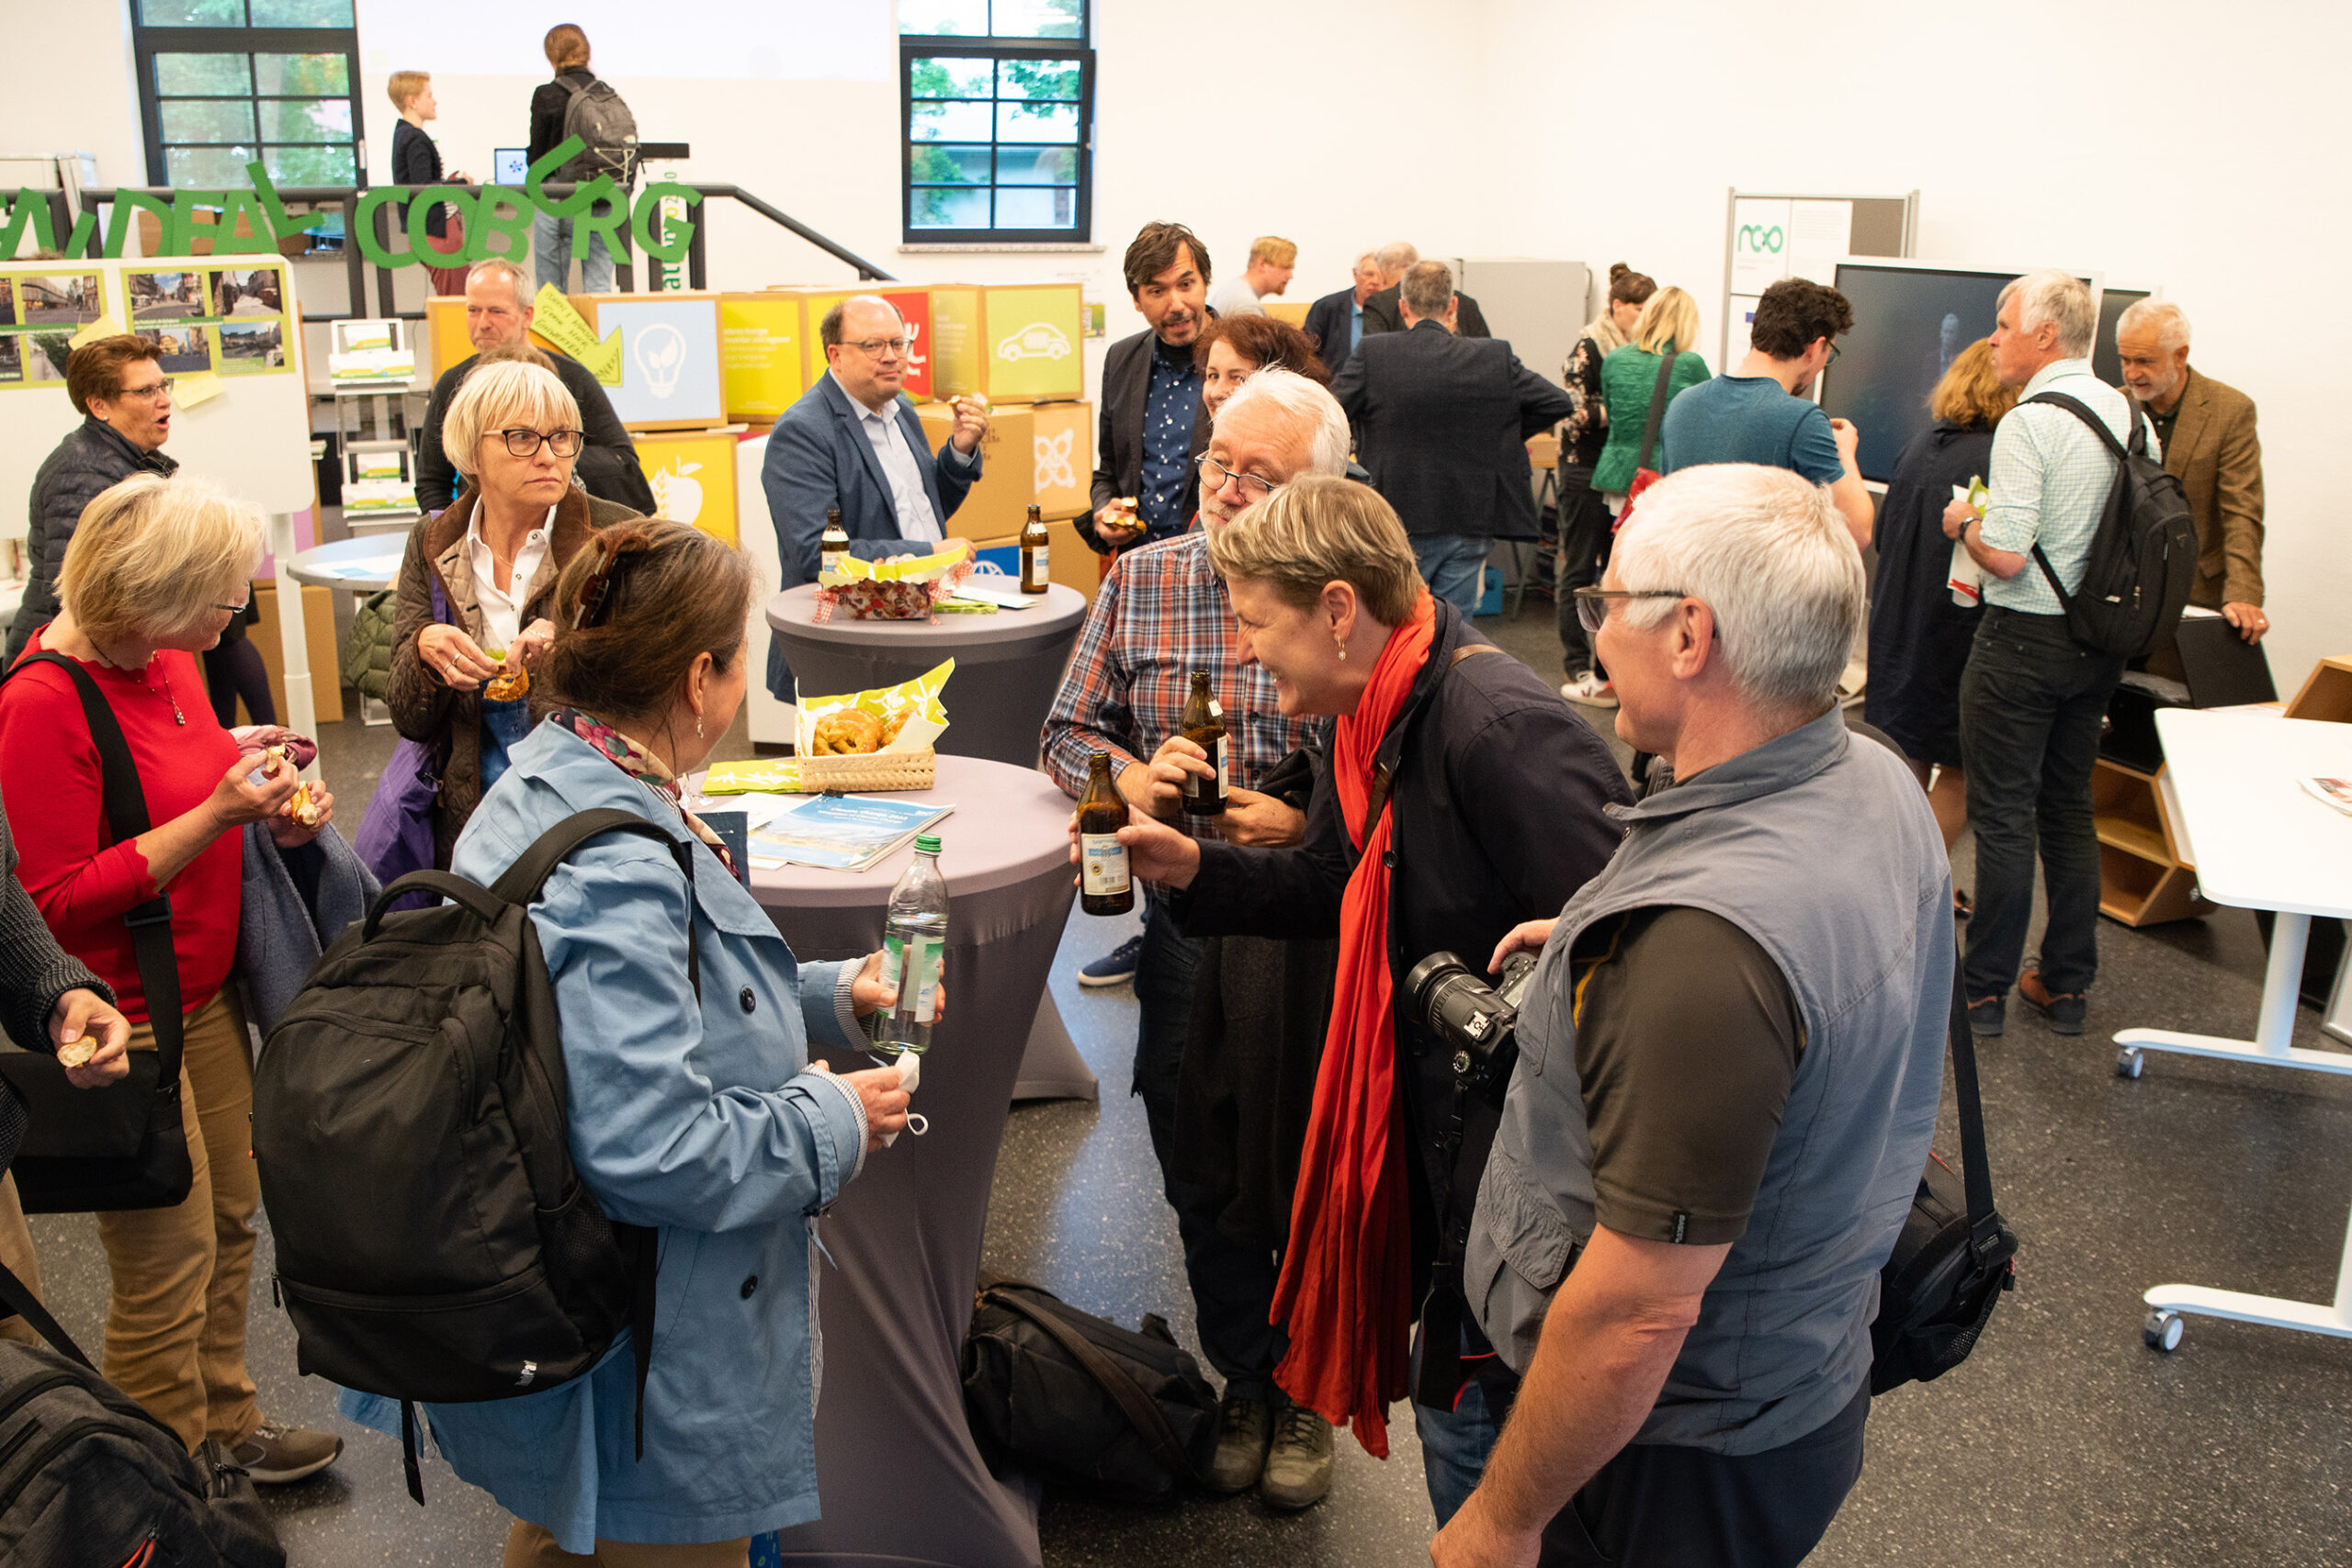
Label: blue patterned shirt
xmin=1138 ymin=343 xmax=1202 ymax=541
xmin=1979 ymin=357 xmax=2159 ymax=615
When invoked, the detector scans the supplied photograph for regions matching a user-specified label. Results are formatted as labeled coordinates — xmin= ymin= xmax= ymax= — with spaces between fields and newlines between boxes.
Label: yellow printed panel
xmin=978 ymin=283 xmax=1085 ymax=401
xmin=719 ymin=292 xmax=808 ymax=425
xmin=636 ymin=428 xmax=741 ymax=546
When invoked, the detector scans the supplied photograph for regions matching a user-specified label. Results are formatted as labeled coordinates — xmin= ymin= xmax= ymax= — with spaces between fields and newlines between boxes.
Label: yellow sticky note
xmin=174 ymin=371 xmax=224 ymax=410
xmin=69 ymin=315 xmax=123 ymax=348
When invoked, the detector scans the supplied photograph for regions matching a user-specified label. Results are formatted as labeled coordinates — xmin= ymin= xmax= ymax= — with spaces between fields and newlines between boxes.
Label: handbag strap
xmin=1944 ymin=962 xmax=2003 ymax=1264
xmin=1358 ymin=643 xmax=1502 ymax=842
xmin=1635 ymin=348 xmax=1679 ymax=472
xmin=0 ymin=1258 xmax=93 ymax=1371
xmin=982 ymin=1283 xmax=1202 ymax=1483
xmin=1 ymin=654 xmax=184 ymax=1083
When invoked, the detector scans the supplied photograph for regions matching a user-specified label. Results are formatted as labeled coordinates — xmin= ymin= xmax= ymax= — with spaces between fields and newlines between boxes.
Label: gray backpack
xmin=559 ymin=75 xmax=639 ymax=189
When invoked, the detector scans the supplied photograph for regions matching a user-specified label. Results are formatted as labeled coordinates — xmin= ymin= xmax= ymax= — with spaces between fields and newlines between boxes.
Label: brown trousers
xmin=0 ymin=1173 xmax=45 ymax=1347
xmin=93 ymin=990 xmax=262 ymax=1451
xmin=503 ymin=1522 xmax=752 ymax=1567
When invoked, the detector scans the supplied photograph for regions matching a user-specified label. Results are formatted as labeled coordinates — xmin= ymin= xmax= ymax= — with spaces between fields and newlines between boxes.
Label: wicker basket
xmin=793 ymin=748 xmax=936 ymax=793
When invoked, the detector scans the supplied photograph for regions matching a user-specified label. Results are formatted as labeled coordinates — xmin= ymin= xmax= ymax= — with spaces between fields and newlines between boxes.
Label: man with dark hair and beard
xmin=1086 ymin=221 xmax=1216 ymax=560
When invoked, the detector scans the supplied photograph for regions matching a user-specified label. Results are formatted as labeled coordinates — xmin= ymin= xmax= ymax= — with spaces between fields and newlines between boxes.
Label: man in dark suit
xmin=1087 ymin=220 xmax=1215 ymax=560
xmin=1358 ymin=241 xmax=1491 ymax=343
xmin=1302 ymin=250 xmax=1384 ymax=371
xmin=414 ymin=258 xmax=655 ymax=514
xmin=1330 ymin=262 xmax=1571 ymax=613
xmin=759 ymin=294 xmax=988 ymax=696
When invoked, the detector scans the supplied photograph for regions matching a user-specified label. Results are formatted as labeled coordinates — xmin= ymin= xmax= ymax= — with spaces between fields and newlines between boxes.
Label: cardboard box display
xmin=719 ymin=292 xmax=808 ymax=426
xmin=636 ymin=427 xmax=743 ymax=545
xmin=977 ymin=282 xmax=1086 ymax=401
xmin=1046 ymin=515 xmax=1099 ymax=601
xmin=425 ymin=294 xmax=575 ymax=381
xmin=913 ymin=400 xmax=1035 ymax=542
xmin=1265 ymin=299 xmax=1311 ymax=329
xmin=1022 ymin=399 xmax=1091 ymax=517
xmin=922 ymin=284 xmax=982 ymax=400
xmin=251 ymin=582 xmax=344 ymax=725
xmin=575 ymin=291 xmax=727 ymax=431
xmin=790 ymin=286 xmax=937 ymax=401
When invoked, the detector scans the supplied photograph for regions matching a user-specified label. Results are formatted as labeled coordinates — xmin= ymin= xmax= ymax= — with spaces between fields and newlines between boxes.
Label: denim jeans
xmin=1414 ymin=534 xmax=1492 ymax=616
xmin=1957 ymin=607 xmax=2125 ymax=999
xmin=533 ymin=209 xmax=618 ymax=295
xmin=1553 ymin=466 xmax=1611 ymax=676
xmin=1417 ymin=1371 xmax=1503 ymax=1526
xmin=1130 ymin=894 xmax=1287 ymax=1400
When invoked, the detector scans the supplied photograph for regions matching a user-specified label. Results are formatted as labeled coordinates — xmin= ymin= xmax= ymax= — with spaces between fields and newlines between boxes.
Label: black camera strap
xmin=1415 ymin=1075 xmax=1504 ymax=1410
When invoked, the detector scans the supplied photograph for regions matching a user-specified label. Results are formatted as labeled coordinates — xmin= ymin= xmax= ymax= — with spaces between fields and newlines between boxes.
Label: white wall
xmin=6 ymin=0 xmax=2344 ymax=682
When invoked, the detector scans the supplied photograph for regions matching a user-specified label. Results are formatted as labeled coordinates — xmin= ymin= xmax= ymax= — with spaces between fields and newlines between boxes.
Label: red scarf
xmin=1270 ymin=591 xmax=1436 ymax=1458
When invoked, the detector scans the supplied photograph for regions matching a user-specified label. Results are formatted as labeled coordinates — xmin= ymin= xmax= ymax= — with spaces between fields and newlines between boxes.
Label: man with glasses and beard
xmin=759 ymin=293 xmax=988 ymax=696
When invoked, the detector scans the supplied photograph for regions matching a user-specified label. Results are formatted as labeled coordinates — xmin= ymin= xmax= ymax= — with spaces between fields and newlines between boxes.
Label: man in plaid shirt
xmin=1041 ymin=368 xmax=1352 ymax=1495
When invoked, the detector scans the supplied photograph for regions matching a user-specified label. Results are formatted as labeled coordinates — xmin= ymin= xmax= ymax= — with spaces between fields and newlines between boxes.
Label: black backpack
xmin=2024 ymin=391 xmax=2198 ymax=660
xmin=251 ymin=809 xmax=699 ymax=1501
xmin=962 ymin=1276 xmax=1217 ymax=1503
xmin=558 ymin=75 xmax=639 ymax=189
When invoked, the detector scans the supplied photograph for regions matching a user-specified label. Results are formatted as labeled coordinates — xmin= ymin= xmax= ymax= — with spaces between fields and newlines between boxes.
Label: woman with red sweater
xmin=0 ymin=472 xmax=342 ymax=1483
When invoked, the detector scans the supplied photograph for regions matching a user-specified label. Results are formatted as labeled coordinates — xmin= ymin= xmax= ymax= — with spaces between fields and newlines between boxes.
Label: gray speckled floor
xmin=28 ymin=609 xmax=2352 ymax=1565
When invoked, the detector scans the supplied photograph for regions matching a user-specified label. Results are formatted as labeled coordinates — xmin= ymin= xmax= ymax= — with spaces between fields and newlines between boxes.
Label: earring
xmin=1335 ymin=640 xmax=1347 ymax=661
xmin=695 ymin=716 xmax=705 ymax=739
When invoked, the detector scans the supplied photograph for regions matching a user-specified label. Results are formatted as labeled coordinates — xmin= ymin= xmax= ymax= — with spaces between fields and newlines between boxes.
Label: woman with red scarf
xmin=1104 ymin=475 xmax=1629 ymax=1518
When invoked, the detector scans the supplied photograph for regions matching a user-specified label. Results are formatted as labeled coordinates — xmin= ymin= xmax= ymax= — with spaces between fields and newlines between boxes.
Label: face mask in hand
xmin=870 ymin=1050 xmax=929 ymax=1145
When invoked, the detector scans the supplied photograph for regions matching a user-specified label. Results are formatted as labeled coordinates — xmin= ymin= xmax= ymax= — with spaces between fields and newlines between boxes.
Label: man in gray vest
xmin=1432 ymin=464 xmax=1952 ymax=1568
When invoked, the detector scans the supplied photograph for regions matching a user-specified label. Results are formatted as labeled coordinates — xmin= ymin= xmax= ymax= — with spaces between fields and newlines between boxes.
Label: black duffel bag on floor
xmin=962 ymin=1274 xmax=1217 ymax=1503
xmin=1871 ymin=970 xmax=2020 ymax=1393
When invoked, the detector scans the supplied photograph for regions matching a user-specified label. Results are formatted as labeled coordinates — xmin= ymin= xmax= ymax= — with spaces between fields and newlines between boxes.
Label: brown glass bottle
xmin=820 ymin=508 xmax=849 ymax=573
xmin=1178 ymin=670 xmax=1227 ymax=816
xmin=1020 ymin=504 xmax=1050 ymax=594
xmin=1077 ymin=752 xmax=1135 ymax=916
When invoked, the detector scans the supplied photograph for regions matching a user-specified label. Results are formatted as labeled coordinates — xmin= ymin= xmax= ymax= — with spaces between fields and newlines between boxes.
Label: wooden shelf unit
xmin=2284 ymin=656 xmax=2352 ymax=722
xmin=2092 ymin=757 xmax=2214 ymax=927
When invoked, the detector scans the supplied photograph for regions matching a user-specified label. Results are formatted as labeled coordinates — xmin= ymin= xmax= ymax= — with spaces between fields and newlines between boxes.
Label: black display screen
xmin=1821 ymin=265 xmax=2016 ymax=484
xmin=2093 ymin=288 xmax=2150 ymax=388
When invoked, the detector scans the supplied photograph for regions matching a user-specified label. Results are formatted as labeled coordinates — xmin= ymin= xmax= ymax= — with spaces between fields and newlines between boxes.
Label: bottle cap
xmin=915 ymin=834 xmax=942 ymax=854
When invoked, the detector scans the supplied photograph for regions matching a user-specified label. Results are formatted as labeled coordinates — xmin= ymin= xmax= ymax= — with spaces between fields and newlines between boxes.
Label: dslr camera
xmin=1405 ymin=949 xmax=1540 ymax=1096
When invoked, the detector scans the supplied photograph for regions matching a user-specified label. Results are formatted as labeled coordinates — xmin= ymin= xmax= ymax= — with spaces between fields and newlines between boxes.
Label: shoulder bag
xmin=0 ymin=653 xmax=193 ymax=1213
xmin=354 ymin=575 xmax=449 ymax=908
xmin=1614 ymin=347 xmax=1680 ymax=529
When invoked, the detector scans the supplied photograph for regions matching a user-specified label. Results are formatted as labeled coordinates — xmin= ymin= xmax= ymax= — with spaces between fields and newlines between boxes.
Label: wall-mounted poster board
xmin=1721 ymin=190 xmax=1917 ymax=367
xmin=636 ymin=426 xmax=743 ymax=545
xmin=578 ymin=292 xmax=726 ymax=432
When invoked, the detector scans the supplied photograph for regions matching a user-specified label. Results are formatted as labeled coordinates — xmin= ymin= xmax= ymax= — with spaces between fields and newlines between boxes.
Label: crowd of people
xmin=0 ymin=119 xmax=2276 ymax=1565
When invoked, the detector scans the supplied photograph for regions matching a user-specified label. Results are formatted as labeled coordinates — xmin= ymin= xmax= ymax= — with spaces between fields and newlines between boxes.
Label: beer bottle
xmin=1178 ymin=670 xmax=1227 ymax=817
xmin=1020 ymin=504 xmax=1050 ymax=594
xmin=1077 ymin=753 xmax=1135 ymax=916
xmin=820 ymin=508 xmax=849 ymax=574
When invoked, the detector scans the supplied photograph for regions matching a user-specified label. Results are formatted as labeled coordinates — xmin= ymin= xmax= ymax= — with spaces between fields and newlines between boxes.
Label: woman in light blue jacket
xmin=345 ymin=520 xmax=910 ymax=1565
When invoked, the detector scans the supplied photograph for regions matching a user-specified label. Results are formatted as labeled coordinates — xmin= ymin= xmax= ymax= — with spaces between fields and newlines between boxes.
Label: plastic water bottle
xmin=877 ymin=834 xmax=948 ymax=1055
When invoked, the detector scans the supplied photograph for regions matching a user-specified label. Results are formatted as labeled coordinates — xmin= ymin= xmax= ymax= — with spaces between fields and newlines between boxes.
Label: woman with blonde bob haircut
xmin=1867 ymin=337 xmax=2019 ymax=883
xmin=0 ymin=470 xmax=346 ymax=1482
xmin=1591 ymin=287 xmax=1711 ymax=510
xmin=386 ymin=358 xmax=640 ymax=869
xmin=1103 ymin=475 xmax=1629 ymax=1493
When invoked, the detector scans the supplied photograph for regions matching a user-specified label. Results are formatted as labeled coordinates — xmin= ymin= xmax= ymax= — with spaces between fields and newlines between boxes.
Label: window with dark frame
xmin=133 ymin=0 xmax=364 ymax=189
xmin=901 ymin=1 xmax=1092 ymax=243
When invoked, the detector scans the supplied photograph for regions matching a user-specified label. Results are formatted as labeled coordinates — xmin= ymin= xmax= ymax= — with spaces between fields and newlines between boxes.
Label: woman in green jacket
xmin=1591 ymin=287 xmax=1710 ymax=504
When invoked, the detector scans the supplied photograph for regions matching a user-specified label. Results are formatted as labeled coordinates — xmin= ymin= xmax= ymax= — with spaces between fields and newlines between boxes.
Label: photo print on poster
xmin=206 ymin=265 xmax=285 ymax=321
xmin=10 ymin=271 xmax=105 ymax=328
xmin=213 ymin=318 xmax=286 ymax=375
xmin=138 ymin=325 xmax=210 ymax=374
xmin=0 ymin=333 xmax=18 ymax=384
xmin=128 ymin=270 xmax=207 ymax=322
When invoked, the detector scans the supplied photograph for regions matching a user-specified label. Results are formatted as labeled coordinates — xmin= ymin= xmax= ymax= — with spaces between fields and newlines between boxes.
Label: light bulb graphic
xmin=634 ymin=322 xmax=685 ymax=399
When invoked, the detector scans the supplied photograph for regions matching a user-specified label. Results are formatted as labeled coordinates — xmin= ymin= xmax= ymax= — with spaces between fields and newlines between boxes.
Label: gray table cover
xmin=735 ymin=754 xmax=1089 ymax=1568
xmin=765 ymin=584 xmax=1088 ymax=770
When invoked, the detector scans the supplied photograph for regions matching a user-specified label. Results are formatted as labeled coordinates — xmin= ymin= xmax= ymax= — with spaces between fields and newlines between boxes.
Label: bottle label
xmin=883 ymin=932 xmax=943 ymax=1024
xmin=1025 ymin=545 xmax=1048 ymax=585
xmin=1214 ymin=734 xmax=1228 ymax=797
xmin=1080 ymin=832 xmax=1130 ymax=896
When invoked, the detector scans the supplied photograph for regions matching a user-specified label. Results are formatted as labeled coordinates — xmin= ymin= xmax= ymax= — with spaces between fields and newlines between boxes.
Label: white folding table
xmin=2116 ymin=708 xmax=2352 ymax=1350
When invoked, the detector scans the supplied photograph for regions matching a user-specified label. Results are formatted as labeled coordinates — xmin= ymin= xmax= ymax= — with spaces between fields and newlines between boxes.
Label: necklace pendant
xmin=172 ymin=704 xmax=185 ymax=725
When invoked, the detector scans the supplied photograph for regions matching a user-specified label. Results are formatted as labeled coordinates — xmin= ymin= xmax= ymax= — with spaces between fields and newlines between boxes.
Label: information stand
xmin=1720 ymin=189 xmax=1917 ymax=367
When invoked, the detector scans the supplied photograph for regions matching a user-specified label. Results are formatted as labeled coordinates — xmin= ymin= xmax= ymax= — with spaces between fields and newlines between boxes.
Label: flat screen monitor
xmin=1821 ymin=263 xmax=2101 ymax=484
xmin=2093 ymin=288 xmax=2150 ymax=388
xmin=492 ymin=147 xmax=529 ymax=186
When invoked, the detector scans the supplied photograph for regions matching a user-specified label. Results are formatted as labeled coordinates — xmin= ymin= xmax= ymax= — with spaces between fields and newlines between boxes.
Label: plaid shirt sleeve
xmin=1041 ymin=556 xmax=1142 ymax=800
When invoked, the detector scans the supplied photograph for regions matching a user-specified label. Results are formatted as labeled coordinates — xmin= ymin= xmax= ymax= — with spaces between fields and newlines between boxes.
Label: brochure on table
xmin=745 ymin=795 xmax=956 ymax=873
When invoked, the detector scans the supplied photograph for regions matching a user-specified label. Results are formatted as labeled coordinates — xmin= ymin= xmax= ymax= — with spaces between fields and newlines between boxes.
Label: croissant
xmin=810 ymin=708 xmax=885 ymax=755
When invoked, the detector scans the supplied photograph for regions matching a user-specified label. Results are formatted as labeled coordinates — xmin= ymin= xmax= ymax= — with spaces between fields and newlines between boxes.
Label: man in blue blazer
xmin=1302 ymin=250 xmax=1383 ymax=369
xmin=761 ymin=294 xmax=988 ymax=696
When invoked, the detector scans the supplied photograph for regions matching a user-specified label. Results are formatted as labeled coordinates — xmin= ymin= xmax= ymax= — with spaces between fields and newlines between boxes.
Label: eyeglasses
xmin=117 ymin=379 xmax=174 ymax=400
xmin=495 ymin=427 xmax=584 ymax=458
xmin=1573 ymin=587 xmax=1689 ymax=635
xmin=1824 ymin=342 xmax=1841 ymax=365
xmin=1195 ymin=454 xmax=1281 ymax=502
xmin=212 ymin=598 xmax=250 ymax=615
xmin=846 ymin=336 xmax=910 ymax=359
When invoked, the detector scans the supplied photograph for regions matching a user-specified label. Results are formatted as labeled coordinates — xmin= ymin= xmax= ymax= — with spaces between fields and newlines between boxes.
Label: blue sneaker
xmin=1079 ymin=934 xmax=1145 ymax=987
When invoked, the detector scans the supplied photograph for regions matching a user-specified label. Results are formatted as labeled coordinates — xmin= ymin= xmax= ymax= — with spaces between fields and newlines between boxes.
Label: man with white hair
xmin=1304 ymin=250 xmax=1385 ymax=367
xmin=2115 ymin=298 xmax=2268 ymax=645
xmin=1941 ymin=269 xmax=2145 ymax=1038
xmin=1040 ymin=369 xmax=1351 ymax=1506
xmin=415 ymin=258 xmax=652 ymax=513
xmin=1434 ymin=464 xmax=1951 ymax=1568
xmin=1362 ymin=240 xmax=1492 ymax=339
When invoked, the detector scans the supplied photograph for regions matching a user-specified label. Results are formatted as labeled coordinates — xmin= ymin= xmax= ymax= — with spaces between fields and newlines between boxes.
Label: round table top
xmin=764 ymin=582 xmax=1088 ymax=660
xmin=286 ymin=534 xmax=408 ymax=592
xmin=690 ymin=752 xmax=1073 ymax=911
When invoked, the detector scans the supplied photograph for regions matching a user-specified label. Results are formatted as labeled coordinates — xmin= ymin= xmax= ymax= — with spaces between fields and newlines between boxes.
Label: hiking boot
xmin=231 ymin=1418 xmax=343 ymax=1484
xmin=1078 ymin=933 xmax=1145 ymax=988
xmin=2020 ymin=971 xmax=2087 ymax=1035
xmin=1259 ymin=1401 xmax=1335 ymax=1511
xmin=1560 ymin=671 xmax=1618 ymax=709
xmin=1966 ymin=994 xmax=2006 ymax=1038
xmin=1204 ymin=1392 xmax=1272 ymax=1494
